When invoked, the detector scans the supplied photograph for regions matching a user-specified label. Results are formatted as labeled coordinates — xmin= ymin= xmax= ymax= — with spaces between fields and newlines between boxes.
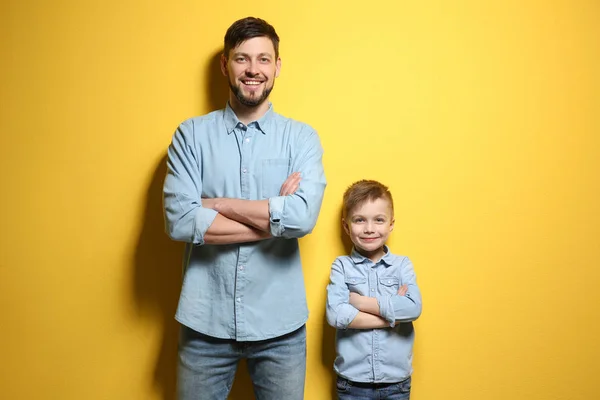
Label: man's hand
xmin=279 ymin=172 xmax=301 ymax=196
xmin=398 ymin=284 xmax=408 ymax=296
xmin=201 ymin=172 xmax=300 ymax=210
xmin=201 ymin=198 xmax=219 ymax=210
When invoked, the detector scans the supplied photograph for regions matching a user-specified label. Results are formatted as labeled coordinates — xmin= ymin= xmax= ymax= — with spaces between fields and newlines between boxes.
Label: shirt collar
xmin=223 ymin=102 xmax=274 ymax=135
xmin=350 ymin=245 xmax=393 ymax=267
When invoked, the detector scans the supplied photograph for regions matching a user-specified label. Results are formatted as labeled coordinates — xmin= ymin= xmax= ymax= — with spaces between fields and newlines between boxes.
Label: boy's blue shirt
xmin=326 ymin=246 xmax=422 ymax=383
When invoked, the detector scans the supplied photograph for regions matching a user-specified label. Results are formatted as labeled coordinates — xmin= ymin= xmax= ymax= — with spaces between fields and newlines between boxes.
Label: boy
xmin=326 ymin=180 xmax=422 ymax=400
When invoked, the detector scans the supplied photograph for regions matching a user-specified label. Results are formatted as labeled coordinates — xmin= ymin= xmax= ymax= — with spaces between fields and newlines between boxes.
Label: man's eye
xmin=260 ymin=58 xmax=270 ymax=63
xmin=236 ymin=57 xmax=246 ymax=62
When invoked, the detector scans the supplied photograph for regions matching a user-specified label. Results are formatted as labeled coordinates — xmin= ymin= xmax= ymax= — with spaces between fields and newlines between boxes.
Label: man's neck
xmin=229 ymin=95 xmax=270 ymax=125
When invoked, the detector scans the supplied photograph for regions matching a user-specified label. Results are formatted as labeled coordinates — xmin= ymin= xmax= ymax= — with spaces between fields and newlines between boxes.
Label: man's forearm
xmin=204 ymin=213 xmax=271 ymax=244
xmin=348 ymin=312 xmax=389 ymax=329
xmin=205 ymin=198 xmax=271 ymax=233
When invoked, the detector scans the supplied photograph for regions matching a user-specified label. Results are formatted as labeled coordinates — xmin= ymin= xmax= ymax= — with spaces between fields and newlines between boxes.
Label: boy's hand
xmin=349 ymin=292 xmax=364 ymax=309
xmin=398 ymin=284 xmax=408 ymax=296
xmin=279 ymin=172 xmax=301 ymax=196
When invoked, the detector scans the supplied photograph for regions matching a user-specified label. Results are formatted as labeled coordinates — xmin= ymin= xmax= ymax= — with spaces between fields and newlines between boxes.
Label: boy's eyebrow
xmin=350 ymin=213 xmax=388 ymax=218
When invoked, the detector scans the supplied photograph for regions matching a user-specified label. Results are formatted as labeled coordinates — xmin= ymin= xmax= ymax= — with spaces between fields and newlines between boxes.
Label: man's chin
xmin=230 ymin=83 xmax=273 ymax=108
xmin=237 ymin=94 xmax=267 ymax=107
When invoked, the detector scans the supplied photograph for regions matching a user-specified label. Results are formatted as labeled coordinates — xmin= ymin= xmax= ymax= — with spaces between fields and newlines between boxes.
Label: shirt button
xmin=388 ymin=280 xmax=391 ymax=284
xmin=245 ymin=138 xmax=250 ymax=143
xmin=242 ymin=168 xmax=247 ymax=173
xmin=236 ymin=297 xmax=241 ymax=302
xmin=371 ymin=288 xmax=375 ymax=292
xmin=239 ymin=265 xmax=244 ymax=271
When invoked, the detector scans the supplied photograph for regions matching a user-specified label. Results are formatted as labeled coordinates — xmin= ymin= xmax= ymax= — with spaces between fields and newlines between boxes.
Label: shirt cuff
xmin=268 ymin=196 xmax=285 ymax=236
xmin=193 ymin=207 xmax=218 ymax=245
xmin=377 ymin=296 xmax=396 ymax=327
xmin=337 ymin=305 xmax=360 ymax=329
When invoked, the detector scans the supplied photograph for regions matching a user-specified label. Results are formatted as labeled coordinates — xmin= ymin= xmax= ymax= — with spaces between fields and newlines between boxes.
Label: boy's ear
xmin=390 ymin=218 xmax=395 ymax=232
xmin=342 ymin=219 xmax=350 ymax=235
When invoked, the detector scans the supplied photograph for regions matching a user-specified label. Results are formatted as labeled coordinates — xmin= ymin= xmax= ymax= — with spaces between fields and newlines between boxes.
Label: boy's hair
xmin=342 ymin=180 xmax=394 ymax=219
xmin=224 ymin=17 xmax=280 ymax=59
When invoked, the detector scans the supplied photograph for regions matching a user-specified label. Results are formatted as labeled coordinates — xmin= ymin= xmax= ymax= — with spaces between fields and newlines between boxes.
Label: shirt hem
xmin=175 ymin=314 xmax=308 ymax=341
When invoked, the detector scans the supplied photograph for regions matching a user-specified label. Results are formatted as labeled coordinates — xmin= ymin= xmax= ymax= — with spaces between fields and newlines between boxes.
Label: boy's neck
xmin=355 ymin=246 xmax=386 ymax=263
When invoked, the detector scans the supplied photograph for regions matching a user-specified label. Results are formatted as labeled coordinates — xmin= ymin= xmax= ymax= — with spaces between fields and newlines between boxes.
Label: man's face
xmin=343 ymin=198 xmax=394 ymax=260
xmin=221 ymin=36 xmax=281 ymax=107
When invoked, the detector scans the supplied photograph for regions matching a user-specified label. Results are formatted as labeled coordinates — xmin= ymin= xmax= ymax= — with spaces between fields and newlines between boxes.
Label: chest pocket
xmin=345 ymin=276 xmax=367 ymax=295
xmin=379 ymin=276 xmax=400 ymax=295
xmin=261 ymin=158 xmax=291 ymax=198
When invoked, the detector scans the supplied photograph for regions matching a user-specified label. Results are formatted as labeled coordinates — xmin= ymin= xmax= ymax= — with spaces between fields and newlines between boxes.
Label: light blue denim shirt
xmin=326 ymin=247 xmax=422 ymax=382
xmin=163 ymin=103 xmax=326 ymax=341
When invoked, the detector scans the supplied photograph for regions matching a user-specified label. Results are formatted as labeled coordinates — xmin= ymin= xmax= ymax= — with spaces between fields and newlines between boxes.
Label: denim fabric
xmin=178 ymin=324 xmax=307 ymax=400
xmin=326 ymin=247 xmax=422 ymax=382
xmin=163 ymin=102 xmax=326 ymax=341
xmin=336 ymin=376 xmax=411 ymax=400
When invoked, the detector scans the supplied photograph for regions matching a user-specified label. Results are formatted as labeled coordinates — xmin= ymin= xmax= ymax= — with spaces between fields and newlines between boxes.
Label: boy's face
xmin=221 ymin=36 xmax=281 ymax=107
xmin=343 ymin=197 xmax=394 ymax=261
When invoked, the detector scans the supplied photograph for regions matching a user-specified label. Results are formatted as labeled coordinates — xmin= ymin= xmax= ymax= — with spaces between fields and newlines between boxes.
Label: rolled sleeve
xmin=163 ymin=120 xmax=216 ymax=245
xmin=193 ymin=207 xmax=218 ymax=245
xmin=268 ymin=128 xmax=326 ymax=238
xmin=268 ymin=196 xmax=285 ymax=237
xmin=385 ymin=257 xmax=423 ymax=323
xmin=377 ymin=295 xmax=396 ymax=327
xmin=326 ymin=258 xmax=359 ymax=330
xmin=390 ymin=289 xmax=422 ymax=322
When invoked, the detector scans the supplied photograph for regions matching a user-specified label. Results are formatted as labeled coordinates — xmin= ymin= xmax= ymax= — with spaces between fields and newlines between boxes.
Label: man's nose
xmin=245 ymin=61 xmax=259 ymax=75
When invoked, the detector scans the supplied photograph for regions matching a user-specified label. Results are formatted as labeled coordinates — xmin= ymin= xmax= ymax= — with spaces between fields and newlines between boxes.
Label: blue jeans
xmin=177 ymin=324 xmax=306 ymax=400
xmin=336 ymin=376 xmax=411 ymax=400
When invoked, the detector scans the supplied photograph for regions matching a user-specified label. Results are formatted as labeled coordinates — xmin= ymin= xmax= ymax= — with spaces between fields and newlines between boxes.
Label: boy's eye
xmin=354 ymin=218 xmax=364 ymax=223
xmin=376 ymin=218 xmax=385 ymax=223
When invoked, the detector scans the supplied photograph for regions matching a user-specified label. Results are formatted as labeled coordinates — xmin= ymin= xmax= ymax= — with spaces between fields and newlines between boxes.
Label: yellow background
xmin=1 ymin=0 xmax=599 ymax=399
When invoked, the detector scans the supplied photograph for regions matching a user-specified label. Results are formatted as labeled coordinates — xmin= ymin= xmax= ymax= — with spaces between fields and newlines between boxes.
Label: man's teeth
xmin=244 ymin=81 xmax=262 ymax=85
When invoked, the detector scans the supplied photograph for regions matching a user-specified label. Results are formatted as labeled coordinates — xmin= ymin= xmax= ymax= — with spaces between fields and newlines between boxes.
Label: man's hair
xmin=224 ymin=17 xmax=280 ymax=59
xmin=342 ymin=180 xmax=394 ymax=219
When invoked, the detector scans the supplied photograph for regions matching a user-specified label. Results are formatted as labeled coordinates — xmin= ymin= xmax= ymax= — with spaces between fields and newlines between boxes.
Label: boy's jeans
xmin=177 ymin=324 xmax=306 ymax=400
xmin=336 ymin=376 xmax=411 ymax=400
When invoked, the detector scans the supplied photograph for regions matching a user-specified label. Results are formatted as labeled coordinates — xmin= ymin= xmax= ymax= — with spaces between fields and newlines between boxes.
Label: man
xmin=163 ymin=17 xmax=326 ymax=400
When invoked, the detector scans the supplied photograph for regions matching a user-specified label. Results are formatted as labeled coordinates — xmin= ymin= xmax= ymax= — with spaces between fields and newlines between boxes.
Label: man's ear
xmin=275 ymin=57 xmax=282 ymax=78
xmin=220 ymin=53 xmax=228 ymax=76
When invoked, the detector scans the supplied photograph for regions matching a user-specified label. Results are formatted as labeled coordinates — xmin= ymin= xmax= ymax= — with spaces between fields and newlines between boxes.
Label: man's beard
xmin=229 ymin=80 xmax=274 ymax=107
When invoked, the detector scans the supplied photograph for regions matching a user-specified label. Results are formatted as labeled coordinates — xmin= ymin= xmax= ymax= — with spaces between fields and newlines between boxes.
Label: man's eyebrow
xmin=231 ymin=52 xmax=273 ymax=58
